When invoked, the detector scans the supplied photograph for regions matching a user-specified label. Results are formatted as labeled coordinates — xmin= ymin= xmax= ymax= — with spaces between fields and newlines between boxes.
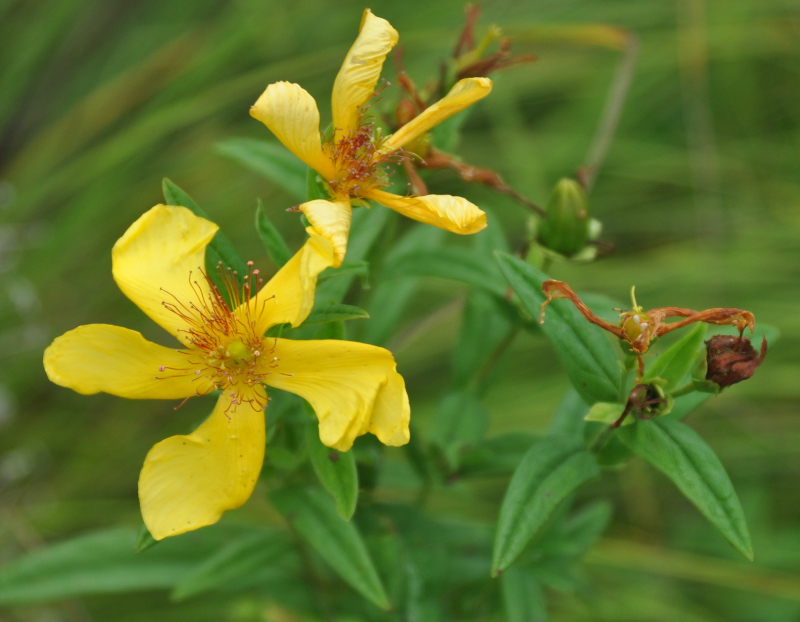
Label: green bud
xmin=538 ymin=178 xmax=589 ymax=256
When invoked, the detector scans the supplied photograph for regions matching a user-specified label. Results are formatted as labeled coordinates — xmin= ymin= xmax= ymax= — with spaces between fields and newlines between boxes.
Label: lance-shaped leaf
xmin=255 ymin=198 xmax=292 ymax=268
xmin=501 ymin=565 xmax=549 ymax=622
xmin=305 ymin=423 xmax=359 ymax=520
xmin=495 ymin=252 xmax=621 ymax=404
xmin=492 ymin=436 xmax=600 ymax=575
xmin=643 ymin=322 xmax=707 ymax=392
xmin=171 ymin=530 xmax=290 ymax=601
xmin=617 ymin=418 xmax=753 ymax=560
xmin=216 ymin=137 xmax=307 ymax=200
xmin=272 ymin=486 xmax=389 ymax=609
xmin=0 ymin=526 xmax=256 ymax=604
xmin=390 ymin=247 xmax=508 ymax=299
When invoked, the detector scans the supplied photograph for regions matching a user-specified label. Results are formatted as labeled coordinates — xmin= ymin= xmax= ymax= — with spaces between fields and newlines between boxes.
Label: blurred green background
xmin=1 ymin=0 xmax=799 ymax=619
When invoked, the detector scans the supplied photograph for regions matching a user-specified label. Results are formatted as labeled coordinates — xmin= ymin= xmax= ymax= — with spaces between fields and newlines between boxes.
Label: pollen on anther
xmin=158 ymin=365 xmax=165 ymax=372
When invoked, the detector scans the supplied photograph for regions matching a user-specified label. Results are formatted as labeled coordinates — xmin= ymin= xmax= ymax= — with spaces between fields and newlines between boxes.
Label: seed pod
xmin=705 ymin=335 xmax=767 ymax=388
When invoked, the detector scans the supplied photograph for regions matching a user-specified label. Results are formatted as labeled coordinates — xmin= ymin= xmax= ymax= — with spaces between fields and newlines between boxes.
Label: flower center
xmin=159 ymin=262 xmax=275 ymax=411
xmin=326 ymin=102 xmax=402 ymax=199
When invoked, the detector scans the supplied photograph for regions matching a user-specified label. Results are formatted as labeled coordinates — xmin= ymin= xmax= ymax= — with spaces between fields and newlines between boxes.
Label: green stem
xmin=669 ymin=381 xmax=697 ymax=398
xmin=582 ymin=31 xmax=639 ymax=192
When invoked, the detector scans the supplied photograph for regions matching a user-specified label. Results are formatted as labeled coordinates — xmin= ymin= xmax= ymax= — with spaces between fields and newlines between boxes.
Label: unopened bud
xmin=705 ymin=335 xmax=767 ymax=388
xmin=538 ymin=178 xmax=589 ymax=256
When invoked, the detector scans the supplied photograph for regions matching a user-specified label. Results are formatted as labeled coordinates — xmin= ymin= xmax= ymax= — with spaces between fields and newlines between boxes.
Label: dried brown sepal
xmin=539 ymin=280 xmax=619 ymax=333
xmin=421 ymin=148 xmax=545 ymax=215
xmin=705 ymin=334 xmax=767 ymax=388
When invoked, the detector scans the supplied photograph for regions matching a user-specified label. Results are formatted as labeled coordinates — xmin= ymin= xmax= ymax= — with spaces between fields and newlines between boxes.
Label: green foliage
xmin=495 ymin=252 xmax=621 ymax=403
xmin=642 ymin=322 xmax=708 ymax=391
xmin=0 ymin=527 xmax=259 ymax=604
xmin=217 ymin=138 xmax=307 ymax=200
xmin=492 ymin=436 xmax=600 ymax=574
xmin=255 ymin=198 xmax=292 ymax=267
xmin=618 ymin=418 xmax=753 ymax=560
xmin=271 ymin=486 xmax=390 ymax=610
xmin=305 ymin=423 xmax=359 ymax=520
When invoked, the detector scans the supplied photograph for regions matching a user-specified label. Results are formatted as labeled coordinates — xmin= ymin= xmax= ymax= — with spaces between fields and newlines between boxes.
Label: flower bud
xmin=705 ymin=335 xmax=767 ymax=388
xmin=538 ymin=178 xmax=589 ymax=256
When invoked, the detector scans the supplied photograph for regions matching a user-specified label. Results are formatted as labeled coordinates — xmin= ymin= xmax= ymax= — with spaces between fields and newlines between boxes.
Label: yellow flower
xmin=250 ymin=9 xmax=492 ymax=267
xmin=43 ymin=205 xmax=410 ymax=540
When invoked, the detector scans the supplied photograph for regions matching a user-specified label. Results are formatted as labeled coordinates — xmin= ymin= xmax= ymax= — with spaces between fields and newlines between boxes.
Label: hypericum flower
xmin=44 ymin=205 xmax=410 ymax=540
xmin=250 ymin=9 xmax=492 ymax=267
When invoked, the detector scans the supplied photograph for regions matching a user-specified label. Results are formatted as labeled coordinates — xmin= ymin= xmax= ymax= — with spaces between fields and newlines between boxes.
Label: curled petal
xmin=139 ymin=390 xmax=266 ymax=540
xmin=250 ymin=82 xmax=336 ymax=179
xmin=299 ymin=199 xmax=352 ymax=268
xmin=381 ymin=77 xmax=493 ymax=152
xmin=366 ymin=189 xmax=487 ymax=235
xmin=263 ymin=338 xmax=410 ymax=451
xmin=332 ymin=9 xmax=398 ymax=138
xmin=242 ymin=231 xmax=335 ymax=336
xmin=112 ymin=205 xmax=217 ymax=345
xmin=44 ymin=324 xmax=202 ymax=399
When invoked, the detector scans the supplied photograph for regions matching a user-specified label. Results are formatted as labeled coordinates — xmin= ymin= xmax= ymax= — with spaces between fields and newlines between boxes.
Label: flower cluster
xmin=43 ymin=9 xmax=494 ymax=540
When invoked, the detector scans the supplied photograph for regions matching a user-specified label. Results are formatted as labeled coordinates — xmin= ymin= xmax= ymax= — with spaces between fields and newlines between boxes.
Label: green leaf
xmin=361 ymin=226 xmax=444 ymax=346
xmin=305 ymin=424 xmax=359 ymax=520
xmin=318 ymin=260 xmax=370 ymax=287
xmin=501 ymin=565 xmax=549 ymax=622
xmin=271 ymin=486 xmax=389 ymax=609
xmin=390 ymin=247 xmax=507 ymax=298
xmin=492 ymin=437 xmax=600 ymax=575
xmin=548 ymin=388 xmax=590 ymax=438
xmin=216 ymin=138 xmax=306 ymax=200
xmin=171 ymin=530 xmax=289 ymax=601
xmin=429 ymin=391 xmax=490 ymax=470
xmin=617 ymin=418 xmax=753 ymax=560
xmin=134 ymin=524 xmax=158 ymax=553
xmin=255 ymin=199 xmax=292 ymax=267
xmin=495 ymin=252 xmax=621 ymax=404
xmin=0 ymin=526 xmax=248 ymax=604
xmin=643 ymin=322 xmax=707 ymax=391
xmin=162 ymin=178 xmax=248 ymax=284
xmin=314 ymin=320 xmax=345 ymax=340
xmin=303 ymin=303 xmax=370 ymax=326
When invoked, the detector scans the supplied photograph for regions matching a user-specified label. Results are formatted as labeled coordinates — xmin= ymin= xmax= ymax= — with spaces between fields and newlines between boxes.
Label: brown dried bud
xmin=705 ymin=335 xmax=767 ymax=388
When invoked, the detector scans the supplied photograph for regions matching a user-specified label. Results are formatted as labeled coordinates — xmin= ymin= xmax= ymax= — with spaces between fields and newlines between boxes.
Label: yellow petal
xmin=331 ymin=9 xmax=398 ymax=138
xmin=299 ymin=199 xmax=352 ymax=268
xmin=241 ymin=231 xmax=334 ymax=336
xmin=381 ymin=78 xmax=493 ymax=152
xmin=139 ymin=390 xmax=266 ymax=540
xmin=44 ymin=324 xmax=203 ymax=399
xmin=365 ymin=189 xmax=487 ymax=235
xmin=112 ymin=205 xmax=217 ymax=345
xmin=263 ymin=338 xmax=410 ymax=451
xmin=250 ymin=82 xmax=336 ymax=180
